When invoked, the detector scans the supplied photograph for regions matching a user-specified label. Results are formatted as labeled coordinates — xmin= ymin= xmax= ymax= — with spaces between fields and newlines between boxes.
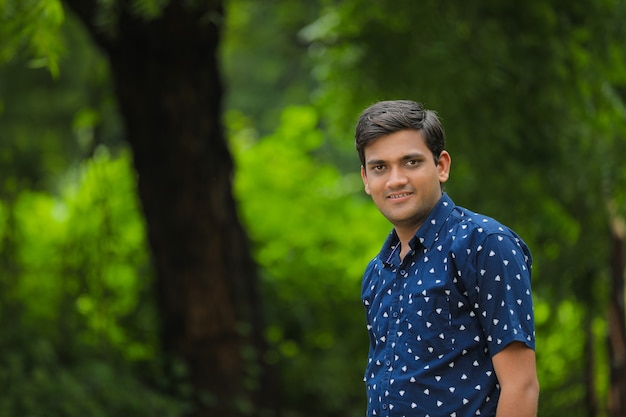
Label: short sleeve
xmin=469 ymin=232 xmax=535 ymax=357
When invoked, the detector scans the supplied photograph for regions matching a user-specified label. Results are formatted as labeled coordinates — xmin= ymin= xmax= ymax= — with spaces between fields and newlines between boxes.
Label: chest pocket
xmin=403 ymin=296 xmax=453 ymax=360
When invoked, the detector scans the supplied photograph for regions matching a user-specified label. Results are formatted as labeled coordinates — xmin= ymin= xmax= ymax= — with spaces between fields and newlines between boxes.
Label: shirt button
xmin=399 ymin=269 xmax=406 ymax=276
xmin=382 ymin=403 xmax=388 ymax=410
xmin=392 ymin=312 xmax=399 ymax=318
xmin=385 ymin=359 xmax=391 ymax=366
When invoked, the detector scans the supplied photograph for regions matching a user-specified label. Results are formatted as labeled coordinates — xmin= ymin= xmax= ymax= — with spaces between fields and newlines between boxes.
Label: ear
xmin=437 ymin=150 xmax=451 ymax=184
xmin=361 ymin=165 xmax=371 ymax=195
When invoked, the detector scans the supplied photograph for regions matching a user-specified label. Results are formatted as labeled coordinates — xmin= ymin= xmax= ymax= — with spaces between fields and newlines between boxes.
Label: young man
xmin=356 ymin=100 xmax=539 ymax=417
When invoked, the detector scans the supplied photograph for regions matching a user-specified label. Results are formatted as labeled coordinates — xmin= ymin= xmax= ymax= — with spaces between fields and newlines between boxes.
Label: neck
xmin=396 ymin=225 xmax=420 ymax=261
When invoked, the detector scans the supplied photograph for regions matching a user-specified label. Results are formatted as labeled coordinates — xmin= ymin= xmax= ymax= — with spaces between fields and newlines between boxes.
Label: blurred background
xmin=1 ymin=0 xmax=625 ymax=416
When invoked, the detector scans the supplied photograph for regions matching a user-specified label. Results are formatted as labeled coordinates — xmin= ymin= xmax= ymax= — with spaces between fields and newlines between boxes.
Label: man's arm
xmin=492 ymin=341 xmax=540 ymax=417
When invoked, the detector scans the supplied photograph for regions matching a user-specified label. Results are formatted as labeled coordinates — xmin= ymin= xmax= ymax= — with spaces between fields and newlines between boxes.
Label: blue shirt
xmin=362 ymin=193 xmax=535 ymax=417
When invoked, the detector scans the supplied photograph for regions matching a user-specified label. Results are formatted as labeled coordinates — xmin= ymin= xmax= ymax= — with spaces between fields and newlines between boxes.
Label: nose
xmin=386 ymin=166 xmax=408 ymax=188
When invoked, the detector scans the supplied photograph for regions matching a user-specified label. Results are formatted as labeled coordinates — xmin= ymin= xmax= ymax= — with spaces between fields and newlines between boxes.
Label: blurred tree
xmin=2 ymin=0 xmax=278 ymax=415
xmin=57 ymin=1 xmax=278 ymax=416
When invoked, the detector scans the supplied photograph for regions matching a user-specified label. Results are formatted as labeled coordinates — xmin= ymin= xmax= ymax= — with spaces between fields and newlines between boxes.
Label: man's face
xmin=361 ymin=129 xmax=450 ymax=235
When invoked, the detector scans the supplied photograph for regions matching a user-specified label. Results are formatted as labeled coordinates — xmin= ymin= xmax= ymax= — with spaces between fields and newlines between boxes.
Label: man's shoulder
xmin=449 ymin=204 xmax=517 ymax=238
xmin=447 ymin=203 xmax=532 ymax=266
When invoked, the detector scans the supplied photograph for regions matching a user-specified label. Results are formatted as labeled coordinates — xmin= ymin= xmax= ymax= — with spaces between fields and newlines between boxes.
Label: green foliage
xmin=0 ymin=0 xmax=65 ymax=75
xmin=222 ymin=0 xmax=320 ymax=135
xmin=0 ymin=13 xmax=122 ymax=197
xmin=0 ymin=150 xmax=186 ymax=417
xmin=534 ymin=297 xmax=609 ymax=417
xmin=0 ymin=340 xmax=186 ymax=417
xmin=229 ymin=105 xmax=390 ymax=416
xmin=1 ymin=0 xmax=625 ymax=416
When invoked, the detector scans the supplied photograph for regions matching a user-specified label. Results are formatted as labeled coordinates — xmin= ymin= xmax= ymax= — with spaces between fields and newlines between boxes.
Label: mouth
xmin=387 ymin=192 xmax=413 ymax=200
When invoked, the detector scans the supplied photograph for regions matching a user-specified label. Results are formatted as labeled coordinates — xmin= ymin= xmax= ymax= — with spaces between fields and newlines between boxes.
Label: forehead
xmin=364 ymin=129 xmax=428 ymax=161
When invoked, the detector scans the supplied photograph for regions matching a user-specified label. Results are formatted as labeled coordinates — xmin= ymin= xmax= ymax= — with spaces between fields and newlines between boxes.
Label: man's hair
xmin=355 ymin=100 xmax=446 ymax=166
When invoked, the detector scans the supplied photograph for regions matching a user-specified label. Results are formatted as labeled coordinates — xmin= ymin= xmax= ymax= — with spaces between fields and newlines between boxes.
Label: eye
xmin=368 ymin=164 xmax=386 ymax=174
xmin=406 ymin=159 xmax=421 ymax=167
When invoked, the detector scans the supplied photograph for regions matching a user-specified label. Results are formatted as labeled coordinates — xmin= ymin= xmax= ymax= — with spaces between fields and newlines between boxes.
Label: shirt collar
xmin=379 ymin=193 xmax=456 ymax=265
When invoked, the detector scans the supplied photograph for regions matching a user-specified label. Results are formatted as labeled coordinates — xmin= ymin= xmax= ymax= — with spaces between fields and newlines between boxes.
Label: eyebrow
xmin=365 ymin=152 xmax=426 ymax=166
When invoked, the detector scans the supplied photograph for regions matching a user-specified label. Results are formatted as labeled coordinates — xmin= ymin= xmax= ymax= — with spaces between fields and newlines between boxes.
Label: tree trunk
xmin=608 ymin=214 xmax=626 ymax=417
xmin=63 ymin=1 xmax=276 ymax=416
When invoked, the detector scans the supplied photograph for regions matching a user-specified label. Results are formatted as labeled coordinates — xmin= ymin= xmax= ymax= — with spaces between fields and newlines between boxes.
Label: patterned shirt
xmin=362 ymin=193 xmax=535 ymax=417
